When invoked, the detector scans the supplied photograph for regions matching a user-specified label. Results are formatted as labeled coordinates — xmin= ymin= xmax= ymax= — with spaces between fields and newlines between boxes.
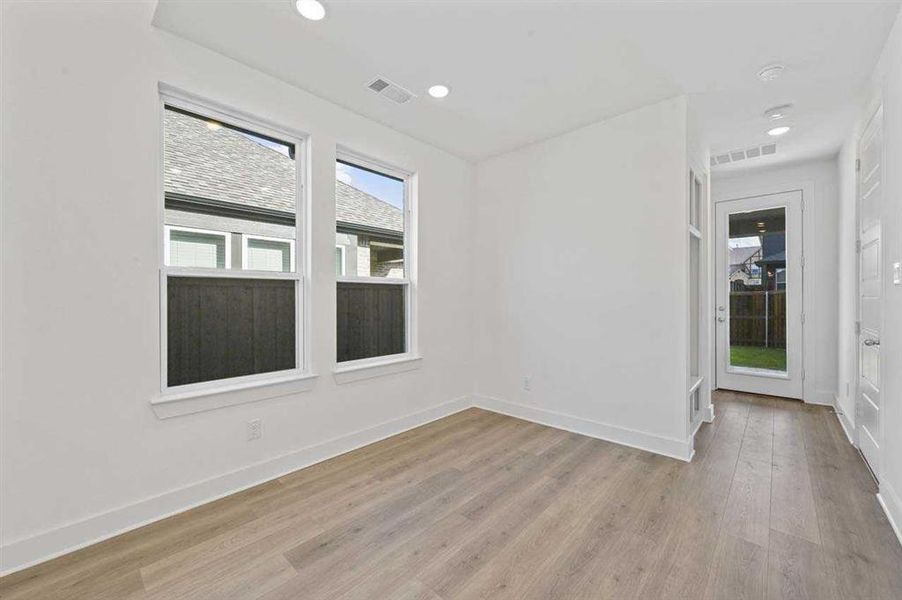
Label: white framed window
xmin=687 ymin=167 xmax=707 ymax=430
xmin=334 ymin=150 xmax=417 ymax=374
xmin=242 ymin=234 xmax=295 ymax=272
xmin=156 ymin=85 xmax=312 ymax=411
xmin=335 ymin=245 xmax=346 ymax=276
xmin=165 ymin=225 xmax=231 ymax=269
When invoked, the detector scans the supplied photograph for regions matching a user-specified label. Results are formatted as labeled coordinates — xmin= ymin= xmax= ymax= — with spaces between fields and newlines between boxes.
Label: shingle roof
xmin=335 ymin=183 xmax=403 ymax=233
xmin=163 ymin=109 xmax=402 ymax=233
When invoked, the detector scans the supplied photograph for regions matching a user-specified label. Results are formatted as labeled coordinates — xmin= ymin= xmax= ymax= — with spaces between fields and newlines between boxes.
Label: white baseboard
xmin=833 ymin=393 xmax=856 ymax=446
xmin=806 ymin=389 xmax=836 ymax=406
xmin=473 ymin=394 xmax=692 ymax=462
xmin=0 ymin=395 xmax=471 ymax=576
xmin=877 ymin=479 xmax=902 ymax=549
xmin=690 ymin=417 xmax=704 ymax=438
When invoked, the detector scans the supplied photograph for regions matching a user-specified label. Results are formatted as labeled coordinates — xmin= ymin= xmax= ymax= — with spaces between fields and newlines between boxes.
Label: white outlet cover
xmin=893 ymin=261 xmax=901 ymax=285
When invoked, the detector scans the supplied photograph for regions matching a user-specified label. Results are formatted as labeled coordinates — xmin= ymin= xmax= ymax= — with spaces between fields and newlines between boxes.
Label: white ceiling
xmin=153 ymin=0 xmax=900 ymax=166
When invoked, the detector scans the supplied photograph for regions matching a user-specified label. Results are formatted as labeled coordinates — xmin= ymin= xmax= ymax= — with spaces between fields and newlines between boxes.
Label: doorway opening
xmin=715 ymin=191 xmax=803 ymax=399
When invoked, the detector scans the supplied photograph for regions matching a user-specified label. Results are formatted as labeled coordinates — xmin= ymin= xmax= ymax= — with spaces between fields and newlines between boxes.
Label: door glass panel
xmin=728 ymin=207 xmax=786 ymax=373
xmin=689 ymin=235 xmax=700 ymax=379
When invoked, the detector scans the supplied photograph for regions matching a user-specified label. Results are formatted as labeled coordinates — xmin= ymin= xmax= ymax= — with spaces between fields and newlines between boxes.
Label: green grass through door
xmin=730 ymin=345 xmax=787 ymax=371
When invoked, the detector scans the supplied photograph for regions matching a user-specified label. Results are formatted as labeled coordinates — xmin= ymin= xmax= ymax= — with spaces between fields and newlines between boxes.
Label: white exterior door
xmin=715 ymin=191 xmax=803 ymax=399
xmin=857 ymin=107 xmax=883 ymax=478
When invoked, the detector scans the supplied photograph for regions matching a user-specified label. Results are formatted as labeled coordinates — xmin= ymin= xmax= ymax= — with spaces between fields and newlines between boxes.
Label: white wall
xmin=472 ymin=96 xmax=693 ymax=460
xmin=712 ymin=158 xmax=840 ymax=408
xmin=837 ymin=8 xmax=902 ymax=540
xmin=0 ymin=1 xmax=476 ymax=573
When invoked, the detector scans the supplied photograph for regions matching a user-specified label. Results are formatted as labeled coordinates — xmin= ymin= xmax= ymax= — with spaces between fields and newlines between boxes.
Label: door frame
xmin=714 ymin=191 xmax=804 ymax=399
xmin=854 ymin=104 xmax=884 ymax=479
xmin=712 ymin=179 xmax=816 ymax=404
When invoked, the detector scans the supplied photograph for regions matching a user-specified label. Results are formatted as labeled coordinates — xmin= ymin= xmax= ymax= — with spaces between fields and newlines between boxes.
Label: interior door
xmin=715 ymin=191 xmax=803 ymax=399
xmin=857 ymin=106 xmax=883 ymax=478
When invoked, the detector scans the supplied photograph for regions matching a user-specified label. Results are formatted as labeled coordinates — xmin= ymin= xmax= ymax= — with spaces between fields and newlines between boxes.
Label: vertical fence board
xmin=167 ymin=277 xmax=296 ymax=387
xmin=336 ymin=282 xmax=405 ymax=362
xmin=729 ymin=291 xmax=786 ymax=348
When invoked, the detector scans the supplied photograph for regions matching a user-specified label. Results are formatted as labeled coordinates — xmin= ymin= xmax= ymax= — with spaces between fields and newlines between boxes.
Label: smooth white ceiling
xmin=153 ymin=0 xmax=900 ymax=166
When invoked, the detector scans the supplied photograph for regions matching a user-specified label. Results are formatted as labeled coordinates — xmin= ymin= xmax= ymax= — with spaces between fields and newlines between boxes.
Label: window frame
xmin=241 ymin=233 xmax=296 ymax=272
xmin=334 ymin=148 xmax=418 ymax=375
xmin=164 ymin=225 xmax=232 ymax=270
xmin=335 ymin=244 xmax=347 ymax=276
xmin=155 ymin=84 xmax=314 ymax=412
xmin=687 ymin=166 xmax=708 ymax=435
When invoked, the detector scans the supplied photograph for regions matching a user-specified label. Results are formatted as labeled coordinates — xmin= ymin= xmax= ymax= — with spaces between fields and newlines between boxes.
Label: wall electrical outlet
xmin=893 ymin=261 xmax=901 ymax=285
xmin=247 ymin=419 xmax=262 ymax=441
xmin=523 ymin=376 xmax=531 ymax=392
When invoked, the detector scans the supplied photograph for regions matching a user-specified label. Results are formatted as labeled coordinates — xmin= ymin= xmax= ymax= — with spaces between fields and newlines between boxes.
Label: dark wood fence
xmin=168 ymin=277 xmax=296 ymax=386
xmin=337 ymin=282 xmax=405 ymax=362
xmin=729 ymin=291 xmax=785 ymax=348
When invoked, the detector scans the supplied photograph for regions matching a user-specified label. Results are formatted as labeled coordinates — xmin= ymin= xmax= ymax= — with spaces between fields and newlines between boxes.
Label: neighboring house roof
xmin=728 ymin=246 xmax=760 ymax=275
xmin=163 ymin=108 xmax=402 ymax=234
xmin=759 ymin=232 xmax=786 ymax=266
xmin=759 ymin=251 xmax=786 ymax=265
xmin=336 ymin=183 xmax=403 ymax=234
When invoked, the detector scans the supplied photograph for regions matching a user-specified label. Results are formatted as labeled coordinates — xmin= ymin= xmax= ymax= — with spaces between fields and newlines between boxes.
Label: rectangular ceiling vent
xmin=710 ymin=143 xmax=777 ymax=167
xmin=367 ymin=77 xmax=415 ymax=105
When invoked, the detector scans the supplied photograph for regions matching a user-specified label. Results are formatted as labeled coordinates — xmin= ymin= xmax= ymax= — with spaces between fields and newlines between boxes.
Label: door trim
xmin=714 ymin=191 xmax=804 ymax=398
xmin=855 ymin=104 xmax=884 ymax=479
xmin=712 ymin=179 xmax=816 ymax=403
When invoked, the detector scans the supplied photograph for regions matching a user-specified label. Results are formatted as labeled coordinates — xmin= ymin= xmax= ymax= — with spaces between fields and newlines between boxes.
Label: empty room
xmin=2 ymin=1 xmax=902 ymax=598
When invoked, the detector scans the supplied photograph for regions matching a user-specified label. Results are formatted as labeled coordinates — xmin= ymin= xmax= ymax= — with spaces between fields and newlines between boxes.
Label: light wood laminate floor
xmin=3 ymin=391 xmax=902 ymax=599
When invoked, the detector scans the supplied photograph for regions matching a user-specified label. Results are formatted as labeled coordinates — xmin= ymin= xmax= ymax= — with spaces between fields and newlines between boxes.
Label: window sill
xmin=333 ymin=354 xmax=422 ymax=384
xmin=151 ymin=373 xmax=318 ymax=419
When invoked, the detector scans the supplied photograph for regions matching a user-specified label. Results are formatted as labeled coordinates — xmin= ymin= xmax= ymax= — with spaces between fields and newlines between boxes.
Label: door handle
xmin=863 ymin=338 xmax=880 ymax=347
xmin=717 ymin=316 xmax=725 ymax=323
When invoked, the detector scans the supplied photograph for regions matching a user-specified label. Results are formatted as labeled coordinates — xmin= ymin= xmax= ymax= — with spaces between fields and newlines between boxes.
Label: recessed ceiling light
xmin=428 ymin=84 xmax=450 ymax=99
xmin=764 ymin=104 xmax=793 ymax=121
xmin=767 ymin=126 xmax=791 ymax=137
xmin=295 ymin=0 xmax=325 ymax=21
xmin=757 ymin=64 xmax=785 ymax=82
xmin=206 ymin=120 xmax=222 ymax=131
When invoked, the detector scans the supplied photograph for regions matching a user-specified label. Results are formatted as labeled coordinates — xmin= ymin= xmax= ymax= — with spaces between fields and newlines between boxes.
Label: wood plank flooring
xmin=2 ymin=390 xmax=901 ymax=599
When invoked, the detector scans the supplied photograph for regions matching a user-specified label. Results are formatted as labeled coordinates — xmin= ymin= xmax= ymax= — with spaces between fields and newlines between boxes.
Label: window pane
xmin=335 ymin=158 xmax=408 ymax=363
xmin=163 ymin=106 xmax=296 ymax=271
xmin=163 ymin=104 xmax=301 ymax=387
xmin=167 ymin=277 xmax=295 ymax=386
xmin=336 ymin=282 xmax=406 ymax=362
xmin=246 ymin=238 xmax=291 ymax=272
xmin=689 ymin=234 xmax=700 ymax=378
xmin=728 ymin=207 xmax=786 ymax=373
xmin=335 ymin=246 xmax=345 ymax=275
xmin=690 ymin=173 xmax=702 ymax=228
xmin=335 ymin=160 xmax=405 ymax=278
xmin=170 ymin=229 xmax=226 ymax=269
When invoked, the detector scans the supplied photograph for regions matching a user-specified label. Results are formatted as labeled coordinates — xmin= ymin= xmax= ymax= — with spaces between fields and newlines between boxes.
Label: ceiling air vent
xmin=710 ymin=143 xmax=777 ymax=167
xmin=367 ymin=77 xmax=415 ymax=104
